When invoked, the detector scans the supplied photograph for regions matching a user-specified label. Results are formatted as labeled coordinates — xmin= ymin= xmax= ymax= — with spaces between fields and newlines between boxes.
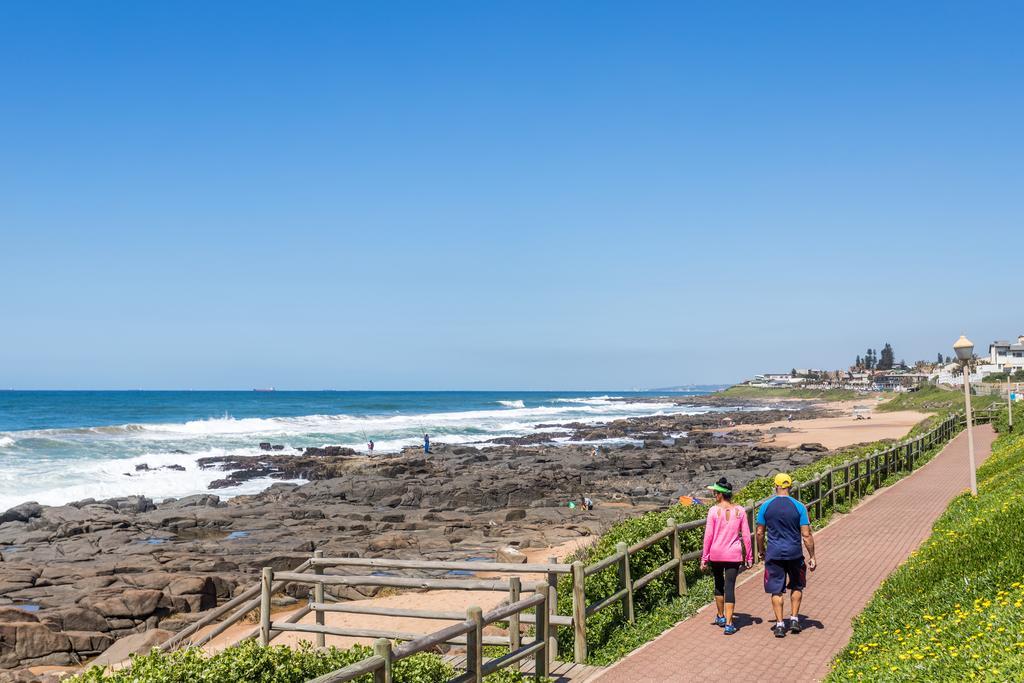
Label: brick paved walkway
xmin=595 ymin=425 xmax=996 ymax=683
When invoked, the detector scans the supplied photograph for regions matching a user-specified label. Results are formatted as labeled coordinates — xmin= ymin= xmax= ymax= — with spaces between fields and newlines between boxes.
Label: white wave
xmin=0 ymin=445 xmax=306 ymax=512
xmin=496 ymin=400 xmax=526 ymax=408
xmin=552 ymin=395 xmax=623 ymax=404
xmin=0 ymin=397 xmax=721 ymax=510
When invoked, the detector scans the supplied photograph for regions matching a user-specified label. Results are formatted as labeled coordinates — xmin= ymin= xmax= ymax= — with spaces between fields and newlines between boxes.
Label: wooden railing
xmin=160 ymin=406 xmax=1000 ymax=677
xmin=277 ymin=573 xmax=553 ymax=683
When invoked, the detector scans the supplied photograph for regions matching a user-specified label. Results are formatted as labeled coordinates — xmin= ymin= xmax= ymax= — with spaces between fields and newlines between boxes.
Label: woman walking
xmin=700 ymin=477 xmax=753 ymax=634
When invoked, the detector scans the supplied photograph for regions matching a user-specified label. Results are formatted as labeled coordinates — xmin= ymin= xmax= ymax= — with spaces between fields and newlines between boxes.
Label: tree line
xmin=854 ymin=343 xmax=905 ymax=371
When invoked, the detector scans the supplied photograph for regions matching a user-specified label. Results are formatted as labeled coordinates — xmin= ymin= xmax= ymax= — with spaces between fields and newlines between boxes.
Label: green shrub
xmin=67 ymin=639 xmax=538 ymax=683
xmin=991 ymin=403 xmax=1021 ymax=435
xmin=827 ymin=432 xmax=1024 ymax=681
xmin=555 ymin=503 xmax=707 ymax=660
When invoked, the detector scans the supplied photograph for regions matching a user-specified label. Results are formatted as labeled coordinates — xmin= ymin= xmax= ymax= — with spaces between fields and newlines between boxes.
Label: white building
xmin=989 ymin=336 xmax=1024 ymax=369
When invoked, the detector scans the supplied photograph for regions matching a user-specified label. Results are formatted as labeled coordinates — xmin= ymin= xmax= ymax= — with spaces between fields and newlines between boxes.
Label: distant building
xmin=989 ymin=336 xmax=1024 ymax=369
xmin=751 ymin=373 xmax=805 ymax=386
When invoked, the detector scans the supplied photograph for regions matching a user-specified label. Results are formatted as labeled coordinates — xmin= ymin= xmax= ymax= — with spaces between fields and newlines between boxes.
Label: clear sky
xmin=1 ymin=2 xmax=1021 ymax=390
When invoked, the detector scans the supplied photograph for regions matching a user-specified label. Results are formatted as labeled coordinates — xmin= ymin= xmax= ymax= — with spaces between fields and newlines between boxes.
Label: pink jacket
xmin=701 ymin=504 xmax=753 ymax=564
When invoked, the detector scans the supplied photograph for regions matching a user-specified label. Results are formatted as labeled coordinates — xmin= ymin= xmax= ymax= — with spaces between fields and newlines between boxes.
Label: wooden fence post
xmin=546 ymin=557 xmax=558 ymax=667
xmin=259 ymin=567 xmax=273 ymax=646
xmin=843 ymin=463 xmax=851 ymax=504
xmin=814 ymin=476 xmax=822 ymax=520
xmin=508 ymin=576 xmax=521 ymax=666
xmin=466 ymin=606 xmax=483 ymax=683
xmin=827 ymin=469 xmax=835 ymax=510
xmin=313 ymin=550 xmax=325 ymax=648
xmin=616 ymin=542 xmax=634 ymax=624
xmin=534 ymin=582 xmax=550 ymax=678
xmin=373 ymin=638 xmax=392 ymax=683
xmin=571 ymin=561 xmax=587 ymax=664
xmin=668 ymin=518 xmax=686 ymax=596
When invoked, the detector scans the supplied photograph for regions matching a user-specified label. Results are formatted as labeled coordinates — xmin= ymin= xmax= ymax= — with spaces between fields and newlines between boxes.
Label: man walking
xmin=756 ymin=473 xmax=817 ymax=637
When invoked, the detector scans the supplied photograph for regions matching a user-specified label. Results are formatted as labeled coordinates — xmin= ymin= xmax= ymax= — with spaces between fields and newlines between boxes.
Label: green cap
xmin=707 ymin=482 xmax=732 ymax=494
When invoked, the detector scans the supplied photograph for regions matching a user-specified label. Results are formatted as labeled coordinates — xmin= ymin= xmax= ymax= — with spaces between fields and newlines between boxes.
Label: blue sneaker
xmin=724 ymin=624 xmax=738 ymax=635
xmin=713 ymin=615 xmax=727 ymax=627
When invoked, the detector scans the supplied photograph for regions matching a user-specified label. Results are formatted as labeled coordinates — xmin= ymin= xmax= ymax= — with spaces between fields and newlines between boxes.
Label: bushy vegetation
xmin=719 ymin=386 xmax=859 ymax=400
xmin=68 ymin=640 xmax=539 ymax=683
xmin=991 ymin=402 xmax=1021 ymax=434
xmin=828 ymin=419 xmax=1024 ymax=681
xmin=555 ymin=503 xmax=708 ymax=662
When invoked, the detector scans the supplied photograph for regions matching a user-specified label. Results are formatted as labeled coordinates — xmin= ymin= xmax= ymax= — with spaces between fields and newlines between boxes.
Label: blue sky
xmin=1 ymin=2 xmax=1021 ymax=389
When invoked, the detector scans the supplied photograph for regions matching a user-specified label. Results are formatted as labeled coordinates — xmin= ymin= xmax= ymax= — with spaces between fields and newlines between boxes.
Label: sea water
xmin=0 ymin=390 xmax=729 ymax=510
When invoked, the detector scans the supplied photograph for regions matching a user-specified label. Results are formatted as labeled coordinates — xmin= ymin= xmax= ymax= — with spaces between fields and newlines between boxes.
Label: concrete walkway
xmin=595 ymin=425 xmax=997 ymax=683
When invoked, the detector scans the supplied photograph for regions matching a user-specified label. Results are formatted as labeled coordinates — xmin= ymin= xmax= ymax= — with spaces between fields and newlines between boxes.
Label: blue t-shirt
xmin=756 ymin=495 xmax=810 ymax=561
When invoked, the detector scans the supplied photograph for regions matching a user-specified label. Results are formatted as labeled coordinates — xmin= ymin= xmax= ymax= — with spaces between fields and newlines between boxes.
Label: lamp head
xmin=953 ymin=335 xmax=974 ymax=362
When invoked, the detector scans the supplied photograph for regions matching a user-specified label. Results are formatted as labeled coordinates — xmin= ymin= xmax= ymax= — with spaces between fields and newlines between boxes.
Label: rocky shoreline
xmin=0 ymin=396 xmax=838 ymax=677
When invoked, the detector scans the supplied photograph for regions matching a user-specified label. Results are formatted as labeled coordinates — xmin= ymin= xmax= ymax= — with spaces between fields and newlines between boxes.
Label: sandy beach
xmin=728 ymin=399 xmax=929 ymax=449
xmin=199 ymin=538 xmax=593 ymax=654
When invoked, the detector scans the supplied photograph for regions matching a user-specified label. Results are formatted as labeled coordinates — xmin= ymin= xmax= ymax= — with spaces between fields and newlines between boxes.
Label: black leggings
xmin=710 ymin=561 xmax=741 ymax=603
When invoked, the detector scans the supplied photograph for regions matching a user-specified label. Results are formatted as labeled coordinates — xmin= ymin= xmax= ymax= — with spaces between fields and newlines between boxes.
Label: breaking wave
xmin=496 ymin=400 xmax=526 ymax=408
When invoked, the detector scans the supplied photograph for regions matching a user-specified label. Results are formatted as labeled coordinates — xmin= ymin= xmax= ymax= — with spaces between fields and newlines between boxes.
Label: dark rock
xmin=1 ymin=502 xmax=43 ymax=525
xmin=798 ymin=443 xmax=829 ymax=452
xmin=79 ymin=589 xmax=163 ymax=619
xmin=303 ymin=446 xmax=357 ymax=457
xmin=0 ymin=608 xmax=38 ymax=623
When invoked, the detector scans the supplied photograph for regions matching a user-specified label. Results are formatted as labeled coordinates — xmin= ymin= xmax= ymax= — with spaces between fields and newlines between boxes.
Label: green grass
xmin=827 ymin=416 xmax=1024 ymax=682
xmin=876 ymin=384 xmax=1002 ymax=415
xmin=719 ymin=385 xmax=860 ymax=400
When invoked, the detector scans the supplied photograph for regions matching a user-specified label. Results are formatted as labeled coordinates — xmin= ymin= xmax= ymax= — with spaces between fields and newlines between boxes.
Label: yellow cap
xmin=774 ymin=473 xmax=793 ymax=488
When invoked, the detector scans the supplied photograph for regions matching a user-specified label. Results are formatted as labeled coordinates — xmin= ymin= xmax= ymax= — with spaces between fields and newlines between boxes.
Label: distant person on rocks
xmin=583 ymin=496 xmax=594 ymax=510
xmin=591 ymin=445 xmax=599 ymax=457
xmin=423 ymin=434 xmax=430 ymax=454
xmin=700 ymin=477 xmax=753 ymax=635
xmin=367 ymin=439 xmax=374 ymax=453
xmin=756 ymin=472 xmax=817 ymax=638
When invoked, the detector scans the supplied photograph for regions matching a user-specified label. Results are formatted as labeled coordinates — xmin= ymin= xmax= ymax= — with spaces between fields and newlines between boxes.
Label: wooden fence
xmin=160 ymin=407 xmax=997 ymax=679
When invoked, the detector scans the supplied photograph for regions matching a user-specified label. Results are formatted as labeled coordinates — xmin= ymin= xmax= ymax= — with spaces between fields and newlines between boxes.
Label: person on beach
xmin=756 ymin=472 xmax=817 ymax=638
xmin=367 ymin=439 xmax=374 ymax=453
xmin=591 ymin=445 xmax=599 ymax=458
xmin=423 ymin=434 xmax=430 ymax=454
xmin=700 ymin=477 xmax=753 ymax=635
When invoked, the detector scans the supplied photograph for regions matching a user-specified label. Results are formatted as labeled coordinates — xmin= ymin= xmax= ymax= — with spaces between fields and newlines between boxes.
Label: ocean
xmin=0 ymin=390 xmax=728 ymax=511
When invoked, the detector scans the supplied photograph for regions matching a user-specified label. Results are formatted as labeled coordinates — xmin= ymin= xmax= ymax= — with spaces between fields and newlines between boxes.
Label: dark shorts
xmin=764 ymin=558 xmax=806 ymax=594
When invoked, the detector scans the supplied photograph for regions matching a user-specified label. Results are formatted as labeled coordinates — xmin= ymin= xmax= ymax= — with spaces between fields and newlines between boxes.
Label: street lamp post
xmin=1009 ymin=371 xmax=1014 ymax=432
xmin=953 ymin=335 xmax=977 ymax=496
